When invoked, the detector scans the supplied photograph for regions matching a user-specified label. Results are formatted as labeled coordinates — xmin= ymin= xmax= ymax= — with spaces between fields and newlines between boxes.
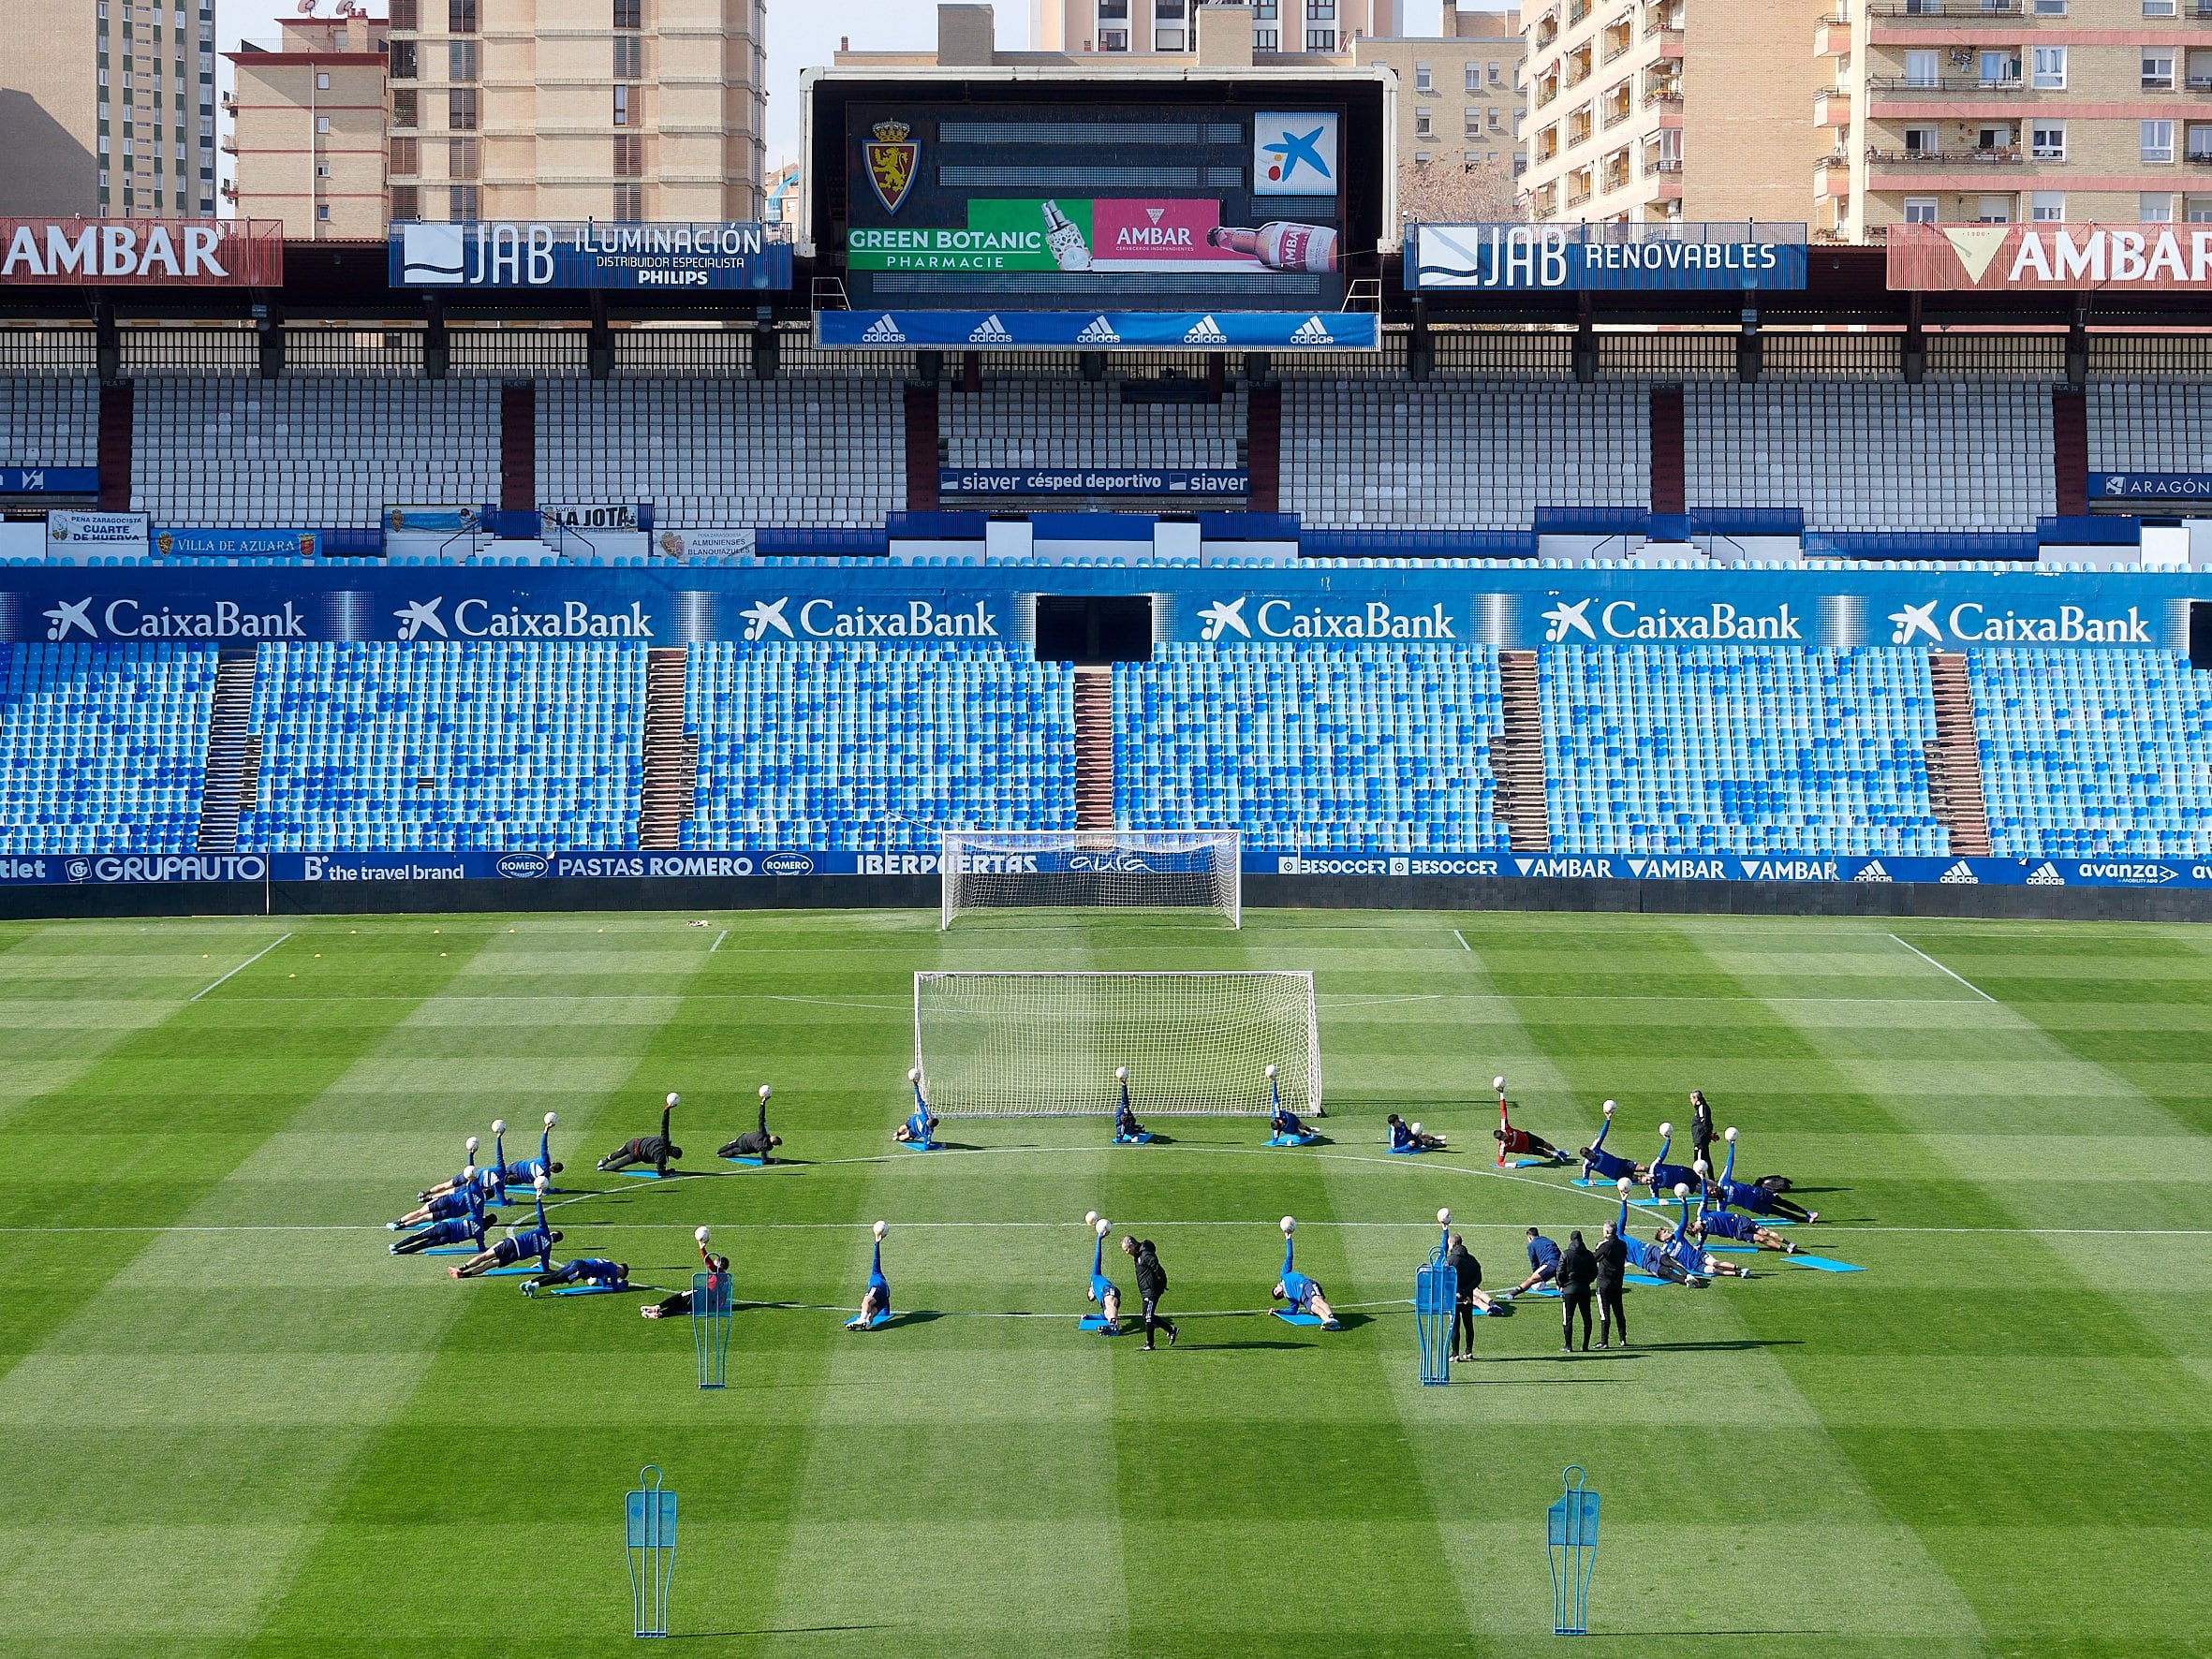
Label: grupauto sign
xmin=0 ymin=218 xmax=283 ymax=286
xmin=1888 ymin=222 xmax=2212 ymax=292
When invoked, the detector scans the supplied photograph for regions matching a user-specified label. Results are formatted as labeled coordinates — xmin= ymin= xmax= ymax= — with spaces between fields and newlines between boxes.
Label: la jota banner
xmin=1887 ymin=222 xmax=2212 ymax=291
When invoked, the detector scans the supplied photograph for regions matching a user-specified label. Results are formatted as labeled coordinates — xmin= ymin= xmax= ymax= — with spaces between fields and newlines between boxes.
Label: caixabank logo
xmin=1195 ymin=596 xmax=1456 ymax=641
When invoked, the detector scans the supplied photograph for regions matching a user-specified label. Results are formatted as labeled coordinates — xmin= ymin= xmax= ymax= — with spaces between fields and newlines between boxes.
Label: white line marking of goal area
xmin=1887 ymin=934 xmax=1998 ymax=1004
xmin=1453 ymin=929 xmax=1472 ymax=952
xmin=188 ymin=933 xmax=293 ymax=1003
xmin=710 ymin=930 xmax=728 ymax=953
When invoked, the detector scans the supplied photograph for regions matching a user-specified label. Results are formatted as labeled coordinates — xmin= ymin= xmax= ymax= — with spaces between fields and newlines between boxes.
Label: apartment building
xmin=1030 ymin=0 xmax=1400 ymax=56
xmin=224 ymin=11 xmax=391 ymax=238
xmin=0 ymin=0 xmax=217 ymax=218
xmin=1357 ymin=3 xmax=1525 ymax=175
xmin=1821 ymin=0 xmax=2212 ymax=242
xmin=386 ymin=0 xmax=766 ymax=224
xmin=1523 ymin=0 xmax=1816 ymax=224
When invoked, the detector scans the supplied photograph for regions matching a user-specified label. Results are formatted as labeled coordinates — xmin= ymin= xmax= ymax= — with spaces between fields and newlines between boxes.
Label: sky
xmin=218 ymin=0 xmax=1455 ymax=196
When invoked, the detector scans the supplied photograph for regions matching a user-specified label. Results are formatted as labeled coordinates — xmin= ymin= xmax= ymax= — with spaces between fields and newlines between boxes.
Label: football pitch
xmin=1 ymin=907 xmax=2207 ymax=1659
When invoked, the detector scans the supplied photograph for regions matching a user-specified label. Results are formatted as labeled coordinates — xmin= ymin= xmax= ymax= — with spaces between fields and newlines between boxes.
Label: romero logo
xmin=864 ymin=120 xmax=920 ymax=216
xmin=496 ymin=853 xmax=550 ymax=879
xmin=762 ymin=851 xmax=816 ymax=875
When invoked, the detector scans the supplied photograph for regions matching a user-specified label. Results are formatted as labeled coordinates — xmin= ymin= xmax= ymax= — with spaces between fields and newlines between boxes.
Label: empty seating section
xmin=129 ymin=378 xmax=502 ymax=527
xmin=0 ymin=643 xmax=214 ymax=851
xmin=1969 ymin=650 xmax=2212 ymax=858
xmin=1280 ymin=380 xmax=1647 ymax=528
xmin=538 ymin=379 xmax=904 ymax=528
xmin=240 ymin=642 xmax=645 ymax=851
xmin=0 ymin=377 xmax=97 ymax=468
xmin=1540 ymin=646 xmax=1945 ymax=857
xmin=942 ymin=378 xmax=1246 ymax=470
xmin=1686 ymin=384 xmax=2052 ymax=533
xmin=2087 ymin=382 xmax=2212 ymax=472
xmin=1113 ymin=643 xmax=1510 ymax=851
xmin=684 ymin=643 xmax=1076 ymax=850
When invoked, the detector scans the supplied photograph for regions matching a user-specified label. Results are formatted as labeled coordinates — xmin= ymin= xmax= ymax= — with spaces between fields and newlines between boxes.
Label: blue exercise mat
xmin=1513 ymin=1284 xmax=1562 ymax=1299
xmin=1270 ymin=1310 xmax=1339 ymax=1329
xmin=1077 ymin=1315 xmax=1130 ymax=1334
xmin=899 ymin=1140 xmax=942 ymax=1152
xmin=1625 ymin=1270 xmax=1672 ymax=1286
xmin=480 ymin=1263 xmax=544 ymax=1277
xmin=617 ymin=1167 xmax=681 ymax=1180
xmin=1505 ymin=1157 xmax=1553 ymax=1168
xmin=1703 ymin=1243 xmax=1758 ymax=1254
xmin=1788 ymin=1255 xmax=1864 ymax=1272
xmin=1386 ymin=1144 xmax=1429 ymax=1156
xmin=1114 ymin=1132 xmax=1156 ymax=1145
xmin=419 ymin=1245 xmax=478 ymax=1256
xmin=721 ymin=1155 xmax=768 ymax=1167
xmin=1265 ymin=1133 xmax=1320 ymax=1148
xmin=845 ymin=1309 xmax=894 ymax=1329
xmin=546 ymin=1283 xmax=628 ymax=1297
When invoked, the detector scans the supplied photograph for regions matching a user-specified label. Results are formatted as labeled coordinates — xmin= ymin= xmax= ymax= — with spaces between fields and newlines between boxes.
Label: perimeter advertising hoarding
xmin=1410 ymin=224 xmax=1808 ymax=292
xmin=390 ymin=222 xmax=791 ymax=291
xmin=1888 ymin=223 xmax=2212 ymax=292
xmin=0 ymin=219 xmax=283 ymax=286
xmin=841 ymin=103 xmax=1351 ymax=314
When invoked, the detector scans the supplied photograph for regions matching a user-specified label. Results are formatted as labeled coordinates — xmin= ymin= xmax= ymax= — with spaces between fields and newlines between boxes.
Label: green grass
xmin=0 ymin=907 xmax=2207 ymax=1658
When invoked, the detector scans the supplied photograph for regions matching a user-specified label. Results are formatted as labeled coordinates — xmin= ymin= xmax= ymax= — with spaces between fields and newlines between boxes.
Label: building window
xmin=1308 ymin=0 xmax=1334 ymax=15
xmin=2144 ymin=119 xmax=2175 ymax=163
xmin=315 ymin=71 xmax=330 ymax=89
xmin=1099 ymin=27 xmax=1128 ymax=49
xmin=390 ymin=39 xmax=417 ymax=79
xmin=1978 ymin=50 xmax=2018 ymax=87
xmin=2190 ymin=123 xmax=2212 ymax=161
xmin=391 ymin=0 xmax=416 ymax=28
xmin=613 ymin=0 xmax=641 ymax=25
xmin=449 ymin=0 xmax=477 ymax=29
xmin=391 ymin=184 xmax=419 ymax=219
xmin=315 ymin=114 xmax=331 ymax=133
xmin=449 ymin=88 xmax=478 ymax=129
xmin=1976 ymin=194 xmax=2013 ymax=223
xmin=2189 ymin=196 xmax=2212 ymax=223
xmin=1251 ymin=0 xmax=1274 ymax=14
xmin=613 ymin=183 xmax=643 ymax=218
xmin=1305 ymin=27 xmax=1335 ymax=50
xmin=1415 ymin=107 xmax=1431 ymax=135
xmin=2032 ymin=0 xmax=2065 ymax=11
xmin=391 ymin=135 xmax=419 ymax=173
xmin=2030 ymin=46 xmax=2064 ymax=88
xmin=1465 ymin=63 xmax=1480 ymax=92
xmin=2144 ymin=51 xmax=2175 ymax=91
xmin=449 ymin=136 xmax=479 ymax=179
xmin=1415 ymin=61 xmax=1432 ymax=90
xmin=1155 ymin=26 xmax=1185 ymax=48
xmin=392 ymin=88 xmax=418 ymax=126
xmin=1904 ymin=51 xmax=1938 ymax=88
xmin=614 ymin=131 xmax=643 ymax=175
xmin=1467 ymin=109 xmax=1482 ymax=138
xmin=2030 ymin=190 xmax=2063 ymax=221
xmin=1490 ymin=62 xmax=1503 ymax=86
xmin=316 ymin=202 xmax=331 ymax=221
xmin=2030 ymin=122 xmax=2064 ymax=159
xmin=448 ymin=184 xmax=479 ymax=220
xmin=1905 ymin=125 xmax=1938 ymax=154
xmin=450 ymin=39 xmax=478 ymax=81
xmin=1253 ymin=27 xmax=1276 ymax=47
xmin=1904 ymin=196 xmax=1939 ymax=223
xmin=612 ymin=84 xmax=631 ymax=125
xmin=2145 ymin=0 xmax=2177 ymax=14
xmin=1977 ymin=124 xmax=2013 ymax=152
xmin=613 ymin=34 xmax=641 ymax=77
xmin=1414 ymin=150 xmax=1431 ymax=163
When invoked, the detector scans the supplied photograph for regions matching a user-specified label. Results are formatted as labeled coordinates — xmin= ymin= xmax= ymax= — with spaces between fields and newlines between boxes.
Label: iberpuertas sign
xmin=0 ymin=218 xmax=283 ymax=286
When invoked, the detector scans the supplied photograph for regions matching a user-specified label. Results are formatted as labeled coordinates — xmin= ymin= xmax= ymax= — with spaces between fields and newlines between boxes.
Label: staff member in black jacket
xmin=1446 ymin=1233 xmax=1492 ymax=1361
xmin=1119 ymin=1233 xmax=1179 ymax=1350
xmin=1591 ymin=1220 xmax=1629 ymax=1350
xmin=1688 ymin=1090 xmax=1716 ymax=1176
xmin=1556 ymin=1229 xmax=1597 ymax=1354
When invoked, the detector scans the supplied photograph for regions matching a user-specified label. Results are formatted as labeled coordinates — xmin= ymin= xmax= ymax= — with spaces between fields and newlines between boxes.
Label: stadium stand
xmin=0 ymin=642 xmax=214 ymax=852
xmin=940 ymin=377 xmax=1246 ymax=472
xmin=1686 ymin=384 xmax=2054 ymax=533
xmin=127 ymin=377 xmax=503 ymax=528
xmin=239 ymin=642 xmax=646 ymax=851
xmin=538 ymin=378 xmax=905 ymax=528
xmin=1539 ymin=645 xmax=1949 ymax=857
xmin=683 ymin=641 xmax=1077 ymax=851
xmin=1969 ymin=649 xmax=2212 ymax=859
xmin=2087 ymin=382 xmax=2212 ymax=475
xmin=1113 ymin=642 xmax=1512 ymax=852
xmin=0 ymin=377 xmax=99 ymax=468
xmin=1278 ymin=379 xmax=1649 ymax=528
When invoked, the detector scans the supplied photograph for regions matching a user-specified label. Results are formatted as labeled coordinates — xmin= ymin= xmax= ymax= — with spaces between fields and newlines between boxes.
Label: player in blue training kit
xmin=894 ymin=1070 xmax=940 ymax=1146
xmin=1704 ymin=1128 xmax=1817 ymax=1223
xmin=417 ymin=1138 xmax=484 ymax=1204
xmin=1690 ymin=1198 xmax=1798 ymax=1256
xmin=448 ymin=1180 xmax=561 ymax=1279
xmin=1512 ymin=1227 xmax=1562 ymax=1293
xmin=1607 ymin=1182 xmax=1690 ymax=1285
xmin=1273 ymin=1269 xmax=1339 ymax=1326
xmin=388 ymin=1168 xmax=497 ymax=1232
xmin=491 ymin=1113 xmax=564 ymax=1190
xmin=390 ymin=1205 xmax=494 ymax=1256
xmin=1577 ymin=1101 xmax=1651 ymax=1184
xmin=523 ymin=1257 xmax=629 ymax=1296
xmin=1388 ymin=1113 xmax=1446 ymax=1152
xmin=1113 ymin=1069 xmax=1152 ymax=1143
xmin=1651 ymin=1185 xmax=1747 ymax=1281
xmin=1643 ymin=1123 xmax=1703 ymax=1199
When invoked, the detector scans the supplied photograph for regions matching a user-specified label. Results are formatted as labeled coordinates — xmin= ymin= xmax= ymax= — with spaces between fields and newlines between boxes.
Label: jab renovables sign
xmin=0 ymin=219 xmax=283 ymax=286
xmin=1888 ymin=223 xmax=2212 ymax=292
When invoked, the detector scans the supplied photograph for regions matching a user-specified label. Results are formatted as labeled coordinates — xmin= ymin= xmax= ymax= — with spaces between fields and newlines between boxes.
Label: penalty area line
xmin=710 ymin=929 xmax=728 ymax=953
xmin=188 ymin=932 xmax=293 ymax=1003
xmin=1453 ymin=929 xmax=1472 ymax=952
xmin=1888 ymin=934 xmax=1998 ymax=1004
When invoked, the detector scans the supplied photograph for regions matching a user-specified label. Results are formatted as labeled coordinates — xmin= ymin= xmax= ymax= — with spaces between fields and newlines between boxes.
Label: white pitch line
xmin=1453 ymin=929 xmax=1472 ymax=952
xmin=1888 ymin=933 xmax=1998 ymax=1003
xmin=710 ymin=930 xmax=728 ymax=953
xmin=187 ymin=932 xmax=293 ymax=1003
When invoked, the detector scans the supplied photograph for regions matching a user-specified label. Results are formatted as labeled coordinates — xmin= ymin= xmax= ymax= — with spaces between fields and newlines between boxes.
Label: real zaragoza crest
xmin=864 ymin=119 xmax=919 ymax=215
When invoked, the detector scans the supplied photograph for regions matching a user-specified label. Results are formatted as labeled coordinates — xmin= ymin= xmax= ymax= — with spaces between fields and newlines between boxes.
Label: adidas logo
xmin=1074 ymin=315 xmax=1122 ymax=345
xmin=967 ymin=314 xmax=1014 ymax=345
xmin=1288 ymin=315 xmax=1335 ymax=345
xmin=1852 ymin=860 xmax=1892 ymax=883
xmin=2025 ymin=861 xmax=2065 ymax=886
xmin=1939 ymin=860 xmax=1979 ymax=885
xmin=859 ymin=314 xmax=908 ymax=345
xmin=1182 ymin=315 xmax=1231 ymax=345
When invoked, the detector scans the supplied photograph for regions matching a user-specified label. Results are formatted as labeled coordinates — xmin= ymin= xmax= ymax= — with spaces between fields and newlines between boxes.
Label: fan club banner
xmin=0 ymin=849 xmax=2205 ymax=889
xmin=1888 ymin=223 xmax=2212 ymax=291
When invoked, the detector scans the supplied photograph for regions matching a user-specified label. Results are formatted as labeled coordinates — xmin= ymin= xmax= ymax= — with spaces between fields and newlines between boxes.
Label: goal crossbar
xmin=913 ymin=969 xmax=1320 ymax=1118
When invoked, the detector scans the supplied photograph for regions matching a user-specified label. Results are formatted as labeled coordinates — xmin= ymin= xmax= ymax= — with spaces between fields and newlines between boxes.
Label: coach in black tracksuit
xmin=1592 ymin=1222 xmax=1628 ymax=1350
xmin=1688 ymin=1091 xmax=1716 ymax=1175
xmin=1120 ymin=1234 xmax=1179 ymax=1350
xmin=1556 ymin=1230 xmax=1596 ymax=1354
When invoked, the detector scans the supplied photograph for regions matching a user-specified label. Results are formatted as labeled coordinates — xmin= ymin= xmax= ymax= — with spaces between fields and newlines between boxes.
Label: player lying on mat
xmin=1653 ymin=1185 xmax=1746 ymax=1280
xmin=491 ymin=1113 xmax=563 ymax=1187
xmin=1088 ymin=1266 xmax=1122 ymax=1334
xmin=417 ymin=1138 xmax=484 ymax=1203
xmin=1270 ymin=1102 xmax=1314 ymax=1140
xmin=1113 ymin=1069 xmax=1152 ymax=1142
xmin=1644 ymin=1123 xmax=1704 ymax=1198
xmin=1512 ymin=1227 xmax=1562 ymax=1292
xmin=1273 ymin=1269 xmax=1339 ymax=1326
xmin=1688 ymin=1197 xmax=1800 ymax=1255
xmin=1388 ymin=1113 xmax=1445 ymax=1151
xmin=1496 ymin=1094 xmax=1571 ymax=1165
xmin=524 ymin=1257 xmax=630 ymax=1294
xmin=852 ymin=1262 xmax=892 ymax=1327
xmin=1610 ymin=1183 xmax=1690 ymax=1285
xmin=1576 ymin=1102 xmax=1651 ymax=1184
xmin=389 ymin=1208 xmax=494 ymax=1257
xmin=1706 ymin=1127 xmax=1812 ymax=1216
xmin=388 ymin=1169 xmax=497 ymax=1231
xmin=449 ymin=1178 xmax=560 ymax=1278
xmin=894 ymin=1069 xmax=940 ymax=1145
xmin=642 ymin=1230 xmax=733 ymax=1319
xmin=717 ymin=1086 xmax=783 ymax=1164
xmin=597 ymin=1094 xmax=683 ymax=1175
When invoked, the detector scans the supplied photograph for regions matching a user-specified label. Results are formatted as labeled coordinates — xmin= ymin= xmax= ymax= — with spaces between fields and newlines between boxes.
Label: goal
xmin=913 ymin=970 xmax=1320 ymax=1118
xmin=939 ymin=830 xmax=1241 ymax=929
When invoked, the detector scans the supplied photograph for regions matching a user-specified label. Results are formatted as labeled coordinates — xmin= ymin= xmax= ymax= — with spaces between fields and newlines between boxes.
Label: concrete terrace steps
xmin=194 ymin=645 xmax=258 ymax=854
xmin=1494 ymin=649 xmax=1552 ymax=854
xmin=1074 ymin=667 xmax=1114 ymax=831
xmin=1926 ymin=651 xmax=1993 ymax=857
xmin=638 ymin=646 xmax=697 ymax=851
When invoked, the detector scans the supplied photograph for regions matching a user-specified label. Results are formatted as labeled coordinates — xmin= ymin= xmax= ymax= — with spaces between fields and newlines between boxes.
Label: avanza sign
xmin=1888 ymin=222 xmax=2212 ymax=292
xmin=0 ymin=218 xmax=283 ymax=286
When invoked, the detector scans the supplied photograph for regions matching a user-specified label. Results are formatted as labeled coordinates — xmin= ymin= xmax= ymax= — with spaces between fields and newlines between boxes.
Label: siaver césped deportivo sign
xmin=1887 ymin=222 xmax=2212 ymax=291
xmin=0 ymin=218 xmax=283 ymax=286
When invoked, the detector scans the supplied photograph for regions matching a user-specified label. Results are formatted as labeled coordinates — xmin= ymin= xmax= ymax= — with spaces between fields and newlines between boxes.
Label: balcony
xmin=1866 ymin=76 xmax=2028 ymax=95
xmin=1568 ymin=117 xmax=1594 ymax=147
xmin=1535 ymin=14 xmax=1558 ymax=46
xmin=1866 ymin=1 xmax=2021 ymax=15
xmin=1866 ymin=143 xmax=2024 ymax=164
xmin=1602 ymin=96 xmax=1634 ymax=128
xmin=1569 ymin=0 xmax=1589 ymax=22
xmin=1815 ymin=88 xmax=1851 ymax=126
xmin=1568 ymin=180 xmax=1593 ymax=206
xmin=1643 ymin=81 xmax=1682 ymax=106
xmin=1815 ymin=14 xmax=1853 ymax=55
xmin=1600 ymin=25 xmax=1634 ymax=62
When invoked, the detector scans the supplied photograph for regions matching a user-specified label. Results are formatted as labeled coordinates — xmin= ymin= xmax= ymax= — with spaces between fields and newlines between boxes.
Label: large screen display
xmin=840 ymin=103 xmax=1350 ymax=313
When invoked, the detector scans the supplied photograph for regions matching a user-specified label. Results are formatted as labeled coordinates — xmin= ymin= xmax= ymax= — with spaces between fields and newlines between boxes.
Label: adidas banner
xmin=815 ymin=310 xmax=1380 ymax=351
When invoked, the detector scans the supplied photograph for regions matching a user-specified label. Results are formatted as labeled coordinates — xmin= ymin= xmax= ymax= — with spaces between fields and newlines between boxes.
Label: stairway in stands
xmin=1074 ymin=668 xmax=1114 ymax=830
xmin=638 ymin=647 xmax=698 ymax=850
xmin=96 ymin=383 xmax=134 ymax=512
xmin=1245 ymin=384 xmax=1281 ymax=514
xmin=1925 ymin=653 xmax=1992 ymax=856
xmin=1493 ymin=651 xmax=1553 ymax=853
xmin=499 ymin=383 xmax=536 ymax=512
xmin=195 ymin=646 xmax=259 ymax=854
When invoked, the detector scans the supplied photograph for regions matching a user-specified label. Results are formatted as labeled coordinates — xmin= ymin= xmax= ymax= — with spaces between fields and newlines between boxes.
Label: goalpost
xmin=939 ymin=830 xmax=1242 ymax=929
xmin=913 ymin=970 xmax=1320 ymax=1118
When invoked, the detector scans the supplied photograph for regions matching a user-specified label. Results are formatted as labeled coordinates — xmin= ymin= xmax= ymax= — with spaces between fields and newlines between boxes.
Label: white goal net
xmin=940 ymin=830 xmax=1241 ymax=929
xmin=913 ymin=970 xmax=1320 ymax=1118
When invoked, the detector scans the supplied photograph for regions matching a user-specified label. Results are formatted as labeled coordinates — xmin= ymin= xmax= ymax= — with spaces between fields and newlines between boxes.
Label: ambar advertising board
xmin=1888 ymin=222 xmax=2212 ymax=292
xmin=0 ymin=218 xmax=283 ymax=286
xmin=842 ymin=104 xmax=1349 ymax=312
